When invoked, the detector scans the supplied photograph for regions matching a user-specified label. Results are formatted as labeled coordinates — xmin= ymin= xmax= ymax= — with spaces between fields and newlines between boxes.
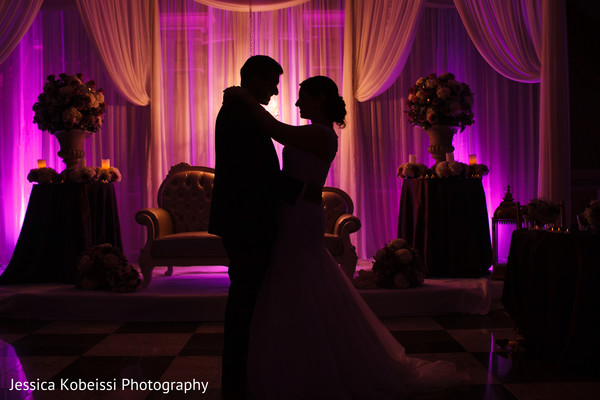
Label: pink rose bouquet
xmin=33 ymin=73 xmax=106 ymax=133
xmin=406 ymin=72 xmax=474 ymax=132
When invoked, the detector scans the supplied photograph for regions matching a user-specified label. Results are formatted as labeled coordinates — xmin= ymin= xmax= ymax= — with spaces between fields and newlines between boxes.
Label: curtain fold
xmin=76 ymin=0 xmax=167 ymax=206
xmin=523 ymin=0 xmax=542 ymax=59
xmin=352 ymin=0 xmax=425 ymax=101
xmin=193 ymin=0 xmax=309 ymax=12
xmin=538 ymin=0 xmax=570 ymax=213
xmin=75 ymin=0 xmax=152 ymax=105
xmin=454 ymin=0 xmax=570 ymax=216
xmin=453 ymin=0 xmax=540 ymax=83
xmin=342 ymin=0 xmax=425 ymax=235
xmin=0 ymin=0 xmax=44 ymax=65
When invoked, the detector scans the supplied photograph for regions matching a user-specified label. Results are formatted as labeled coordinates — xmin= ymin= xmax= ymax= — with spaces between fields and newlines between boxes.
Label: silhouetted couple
xmin=209 ymin=55 xmax=463 ymax=400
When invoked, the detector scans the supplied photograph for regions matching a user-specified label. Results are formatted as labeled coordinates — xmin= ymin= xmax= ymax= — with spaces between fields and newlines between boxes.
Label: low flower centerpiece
xmin=579 ymin=200 xmax=600 ymax=232
xmin=406 ymin=72 xmax=474 ymax=163
xmin=397 ymin=162 xmax=429 ymax=179
xmin=27 ymin=167 xmax=60 ymax=184
xmin=33 ymin=73 xmax=106 ymax=176
xmin=353 ymin=238 xmax=424 ymax=289
xmin=397 ymin=154 xmax=489 ymax=180
xmin=433 ymin=159 xmax=469 ymax=178
xmin=27 ymin=165 xmax=121 ymax=184
xmin=523 ymin=198 xmax=562 ymax=228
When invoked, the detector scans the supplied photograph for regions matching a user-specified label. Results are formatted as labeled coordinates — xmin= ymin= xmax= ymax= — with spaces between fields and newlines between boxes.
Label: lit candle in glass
xmin=469 ymin=154 xmax=477 ymax=165
xmin=445 ymin=152 xmax=454 ymax=162
xmin=37 ymin=159 xmax=46 ymax=169
xmin=101 ymin=159 xmax=110 ymax=169
xmin=408 ymin=154 xmax=416 ymax=164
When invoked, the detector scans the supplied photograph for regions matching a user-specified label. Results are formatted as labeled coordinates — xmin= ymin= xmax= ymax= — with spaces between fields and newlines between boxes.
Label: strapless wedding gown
xmin=247 ymin=126 xmax=463 ymax=399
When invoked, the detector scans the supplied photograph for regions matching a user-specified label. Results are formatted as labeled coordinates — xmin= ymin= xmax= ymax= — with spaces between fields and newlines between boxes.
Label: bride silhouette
xmin=224 ymin=76 xmax=464 ymax=399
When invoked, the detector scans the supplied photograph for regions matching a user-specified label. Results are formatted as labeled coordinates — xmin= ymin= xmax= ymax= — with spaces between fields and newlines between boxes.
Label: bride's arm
xmin=224 ymin=87 xmax=331 ymax=161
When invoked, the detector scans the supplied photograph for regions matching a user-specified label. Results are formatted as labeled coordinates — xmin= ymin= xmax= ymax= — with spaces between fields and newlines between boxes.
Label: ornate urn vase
xmin=425 ymin=125 xmax=458 ymax=163
xmin=54 ymin=129 xmax=91 ymax=175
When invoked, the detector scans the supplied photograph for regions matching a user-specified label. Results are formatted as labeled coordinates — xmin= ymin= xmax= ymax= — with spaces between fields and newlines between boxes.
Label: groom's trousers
xmin=221 ymin=236 xmax=274 ymax=394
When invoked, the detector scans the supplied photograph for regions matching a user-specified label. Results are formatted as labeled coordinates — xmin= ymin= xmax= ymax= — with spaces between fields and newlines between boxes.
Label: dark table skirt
xmin=502 ymin=230 xmax=600 ymax=369
xmin=0 ymin=183 xmax=122 ymax=284
xmin=398 ymin=178 xmax=492 ymax=278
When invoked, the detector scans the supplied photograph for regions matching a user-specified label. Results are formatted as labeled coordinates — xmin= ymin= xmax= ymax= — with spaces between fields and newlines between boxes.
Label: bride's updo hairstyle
xmin=299 ymin=76 xmax=347 ymax=128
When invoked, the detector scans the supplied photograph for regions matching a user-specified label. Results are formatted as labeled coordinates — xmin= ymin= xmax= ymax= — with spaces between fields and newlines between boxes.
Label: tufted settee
xmin=135 ymin=163 xmax=361 ymax=288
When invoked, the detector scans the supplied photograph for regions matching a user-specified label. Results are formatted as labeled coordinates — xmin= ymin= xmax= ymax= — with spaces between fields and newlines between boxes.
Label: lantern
xmin=492 ymin=186 xmax=518 ymax=279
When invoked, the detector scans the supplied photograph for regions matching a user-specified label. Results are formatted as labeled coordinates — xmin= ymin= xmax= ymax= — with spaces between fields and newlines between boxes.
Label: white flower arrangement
xmin=467 ymin=164 xmax=489 ymax=178
xmin=68 ymin=167 xmax=98 ymax=183
xmin=27 ymin=167 xmax=60 ymax=184
xmin=582 ymin=200 xmax=600 ymax=231
xmin=397 ymin=162 xmax=429 ymax=178
xmin=354 ymin=238 xmax=424 ymax=289
xmin=27 ymin=166 xmax=121 ymax=183
xmin=77 ymin=243 xmax=140 ymax=293
xmin=97 ymin=167 xmax=122 ymax=183
xmin=33 ymin=73 xmax=106 ymax=133
xmin=406 ymin=72 xmax=474 ymax=132
xmin=434 ymin=161 xmax=468 ymax=178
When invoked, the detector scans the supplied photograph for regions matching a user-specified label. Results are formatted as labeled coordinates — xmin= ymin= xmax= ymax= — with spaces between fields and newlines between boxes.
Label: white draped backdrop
xmin=0 ymin=0 xmax=569 ymax=264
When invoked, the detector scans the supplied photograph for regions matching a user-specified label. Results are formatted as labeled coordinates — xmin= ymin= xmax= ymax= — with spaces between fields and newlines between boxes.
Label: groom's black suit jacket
xmin=209 ymin=98 xmax=281 ymax=243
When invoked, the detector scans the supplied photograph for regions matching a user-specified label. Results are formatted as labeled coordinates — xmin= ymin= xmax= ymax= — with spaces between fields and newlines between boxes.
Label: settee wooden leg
xmin=165 ymin=266 xmax=173 ymax=276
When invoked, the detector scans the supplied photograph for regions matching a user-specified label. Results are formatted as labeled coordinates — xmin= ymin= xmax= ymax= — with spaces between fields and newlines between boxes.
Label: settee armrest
xmin=135 ymin=208 xmax=175 ymax=247
xmin=333 ymin=214 xmax=361 ymax=238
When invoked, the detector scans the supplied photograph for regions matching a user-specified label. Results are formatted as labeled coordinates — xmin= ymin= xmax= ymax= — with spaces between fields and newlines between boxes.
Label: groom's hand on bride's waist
xmin=277 ymin=174 xmax=322 ymax=204
xmin=277 ymin=173 xmax=304 ymax=204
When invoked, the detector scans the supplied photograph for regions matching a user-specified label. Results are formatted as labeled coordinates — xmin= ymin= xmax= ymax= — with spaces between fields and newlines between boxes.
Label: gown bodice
xmin=281 ymin=124 xmax=338 ymax=190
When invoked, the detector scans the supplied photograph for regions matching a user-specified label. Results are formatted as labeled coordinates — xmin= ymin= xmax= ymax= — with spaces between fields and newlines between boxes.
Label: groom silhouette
xmin=209 ymin=55 xmax=284 ymax=398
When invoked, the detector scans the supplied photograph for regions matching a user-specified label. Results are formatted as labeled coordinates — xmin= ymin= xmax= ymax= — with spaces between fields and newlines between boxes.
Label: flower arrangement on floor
xmin=76 ymin=243 xmax=141 ymax=293
xmin=353 ymin=238 xmax=424 ymax=289
xmin=580 ymin=200 xmax=600 ymax=232
xmin=523 ymin=198 xmax=562 ymax=227
xmin=405 ymin=72 xmax=474 ymax=132
xmin=33 ymin=73 xmax=106 ymax=133
xmin=27 ymin=166 xmax=122 ymax=184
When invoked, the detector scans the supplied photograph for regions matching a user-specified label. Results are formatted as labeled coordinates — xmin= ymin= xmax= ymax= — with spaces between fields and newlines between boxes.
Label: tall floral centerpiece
xmin=33 ymin=73 xmax=106 ymax=175
xmin=405 ymin=73 xmax=474 ymax=163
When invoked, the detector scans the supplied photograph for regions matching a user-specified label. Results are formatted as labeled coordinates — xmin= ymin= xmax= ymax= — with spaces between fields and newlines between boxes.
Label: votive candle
xmin=408 ymin=154 xmax=417 ymax=164
xmin=37 ymin=159 xmax=46 ymax=169
xmin=101 ymin=159 xmax=110 ymax=169
xmin=469 ymin=154 xmax=477 ymax=165
xmin=445 ymin=152 xmax=454 ymax=162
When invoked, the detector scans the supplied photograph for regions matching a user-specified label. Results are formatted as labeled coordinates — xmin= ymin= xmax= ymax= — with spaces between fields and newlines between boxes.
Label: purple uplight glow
xmin=494 ymin=223 xmax=518 ymax=266
xmin=0 ymin=339 xmax=32 ymax=398
xmin=0 ymin=1 xmax=540 ymax=266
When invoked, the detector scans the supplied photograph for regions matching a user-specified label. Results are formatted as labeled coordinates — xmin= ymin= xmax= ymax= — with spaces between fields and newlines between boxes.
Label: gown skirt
xmin=247 ymin=196 xmax=464 ymax=399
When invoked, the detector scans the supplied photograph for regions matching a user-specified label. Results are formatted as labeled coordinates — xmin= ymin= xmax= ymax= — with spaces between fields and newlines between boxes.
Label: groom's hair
xmin=240 ymin=55 xmax=283 ymax=87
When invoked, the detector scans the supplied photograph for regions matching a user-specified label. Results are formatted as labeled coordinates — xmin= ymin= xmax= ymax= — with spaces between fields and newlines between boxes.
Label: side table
xmin=0 ymin=183 xmax=123 ymax=284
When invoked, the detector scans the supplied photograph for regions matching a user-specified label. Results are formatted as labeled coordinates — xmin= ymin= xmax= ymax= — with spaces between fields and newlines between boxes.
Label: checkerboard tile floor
xmin=1 ymin=310 xmax=599 ymax=399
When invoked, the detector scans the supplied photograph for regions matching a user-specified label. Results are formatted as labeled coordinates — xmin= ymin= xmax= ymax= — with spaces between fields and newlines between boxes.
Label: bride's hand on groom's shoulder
xmin=223 ymin=86 xmax=251 ymax=105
